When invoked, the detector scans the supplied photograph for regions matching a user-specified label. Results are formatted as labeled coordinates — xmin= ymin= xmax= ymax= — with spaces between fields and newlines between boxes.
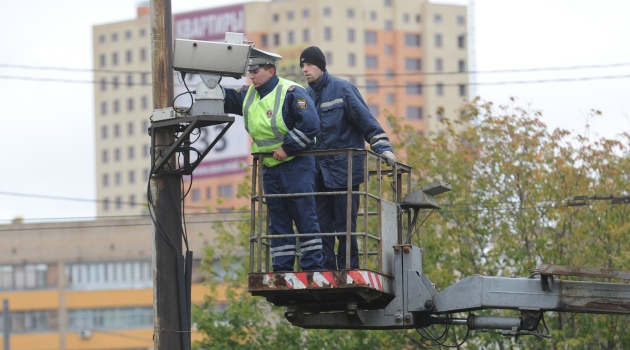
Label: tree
xmin=193 ymin=98 xmax=630 ymax=349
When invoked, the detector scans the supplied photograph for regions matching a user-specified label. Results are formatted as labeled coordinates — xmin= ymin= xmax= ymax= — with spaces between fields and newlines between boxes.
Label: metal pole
xmin=150 ymin=1 xmax=183 ymax=349
xmin=3 ymin=299 xmax=9 ymax=350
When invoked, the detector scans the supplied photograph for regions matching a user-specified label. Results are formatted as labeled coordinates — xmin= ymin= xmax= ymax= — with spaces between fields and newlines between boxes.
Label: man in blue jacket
xmin=299 ymin=46 xmax=396 ymax=270
xmin=224 ymin=48 xmax=324 ymax=272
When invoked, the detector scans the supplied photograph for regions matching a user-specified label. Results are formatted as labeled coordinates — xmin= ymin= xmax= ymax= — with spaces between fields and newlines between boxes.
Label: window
xmin=405 ymin=58 xmax=422 ymax=71
xmin=206 ymin=187 xmax=212 ymax=199
xmin=100 ymin=102 xmax=107 ymax=115
xmin=141 ymin=72 xmax=149 ymax=85
xmin=458 ymin=60 xmax=466 ymax=72
xmin=403 ymin=13 xmax=410 ymax=23
xmin=140 ymin=47 xmax=147 ymax=62
xmin=287 ymin=11 xmax=294 ymax=20
xmin=436 ymin=83 xmax=444 ymax=96
xmin=128 ymin=122 xmax=134 ymax=135
xmin=385 ymin=44 xmax=393 ymax=55
xmin=435 ymin=58 xmax=443 ymax=72
xmin=142 ymin=96 xmax=149 ymax=110
xmin=114 ymin=124 xmax=120 ymax=138
xmin=192 ymin=189 xmax=201 ymax=202
xmin=273 ymin=33 xmax=280 ymax=46
xmin=103 ymin=198 xmax=109 ymax=211
xmin=116 ymin=196 xmax=122 ymax=209
xmin=288 ymin=31 xmax=295 ymax=45
xmin=323 ymin=7 xmax=331 ymax=17
xmin=139 ymin=28 xmax=147 ymax=37
xmin=435 ymin=33 xmax=443 ymax=48
xmin=261 ymin=34 xmax=268 ymax=47
xmin=457 ymin=15 xmax=466 ymax=25
xmin=128 ymin=146 xmax=134 ymax=160
xmin=143 ymin=144 xmax=150 ymax=158
xmin=68 ymin=307 xmax=152 ymax=331
xmin=114 ymin=148 xmax=121 ymax=161
xmin=99 ymin=34 xmax=106 ymax=43
xmin=111 ymin=32 xmax=118 ymax=41
xmin=126 ymin=50 xmax=132 ymax=63
xmin=303 ymin=28 xmax=310 ymax=42
xmin=144 ymin=168 xmax=150 ymax=181
xmin=101 ymin=125 xmax=108 ymax=139
xmin=365 ymin=55 xmax=378 ymax=69
xmin=367 ymin=104 xmax=379 ymax=118
xmin=416 ymin=14 xmax=421 ymax=23
xmin=459 ymin=84 xmax=466 ymax=97
xmin=366 ymin=80 xmax=379 ymax=93
xmin=384 ymin=20 xmax=393 ymax=31
xmin=115 ymin=173 xmax=122 ymax=186
xmin=385 ymin=69 xmax=394 ymax=80
xmin=370 ymin=11 xmax=377 ymax=21
xmin=102 ymin=150 xmax=108 ymax=163
xmin=303 ymin=8 xmax=310 ymax=18
xmin=113 ymin=76 xmax=119 ymax=89
xmin=218 ymin=184 xmax=234 ymax=198
xmin=347 ymin=28 xmax=355 ymax=43
xmin=404 ymin=33 xmax=421 ymax=47
xmin=102 ymin=173 xmax=109 ymax=187
xmin=406 ymin=82 xmax=423 ymax=95
xmin=126 ymin=74 xmax=133 ymax=87
xmin=113 ymin=100 xmax=120 ymax=113
xmin=386 ymin=93 xmax=395 ymax=105
xmin=384 ymin=0 xmax=392 ymax=6
xmin=273 ymin=13 xmax=279 ymax=22
xmin=434 ymin=14 xmax=442 ymax=24
xmin=125 ymin=30 xmax=132 ymax=39
xmin=325 ymin=51 xmax=333 ymax=65
xmin=99 ymin=54 xmax=106 ymax=67
xmin=111 ymin=52 xmax=118 ymax=66
xmin=347 ymin=8 xmax=354 ymax=18
xmin=407 ymin=107 xmax=423 ymax=120
xmin=365 ymin=31 xmax=377 ymax=44
xmin=348 ymin=53 xmax=356 ymax=67
xmin=458 ymin=34 xmax=466 ymax=49
xmin=100 ymin=78 xmax=107 ymax=91
xmin=324 ymin=27 xmax=332 ymax=41
xmin=129 ymin=194 xmax=136 ymax=206
xmin=128 ymin=170 xmax=135 ymax=184
xmin=127 ymin=98 xmax=134 ymax=111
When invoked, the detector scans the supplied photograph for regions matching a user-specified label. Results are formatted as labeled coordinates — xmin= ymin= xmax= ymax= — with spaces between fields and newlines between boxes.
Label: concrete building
xmin=0 ymin=212 xmax=240 ymax=349
xmin=93 ymin=0 xmax=468 ymax=218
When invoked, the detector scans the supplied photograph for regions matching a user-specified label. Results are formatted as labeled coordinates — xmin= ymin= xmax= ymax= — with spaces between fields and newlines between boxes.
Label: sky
xmin=0 ymin=0 xmax=628 ymax=223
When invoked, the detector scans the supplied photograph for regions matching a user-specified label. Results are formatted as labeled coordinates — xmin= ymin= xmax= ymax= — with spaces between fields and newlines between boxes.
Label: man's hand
xmin=381 ymin=151 xmax=396 ymax=166
xmin=273 ymin=147 xmax=288 ymax=162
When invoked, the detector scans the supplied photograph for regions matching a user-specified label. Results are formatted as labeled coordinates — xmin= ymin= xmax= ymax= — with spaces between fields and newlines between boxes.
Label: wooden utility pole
xmin=150 ymin=1 xmax=183 ymax=349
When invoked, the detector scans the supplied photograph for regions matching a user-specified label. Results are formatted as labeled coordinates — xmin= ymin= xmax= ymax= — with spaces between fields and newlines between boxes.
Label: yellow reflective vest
xmin=243 ymin=77 xmax=298 ymax=167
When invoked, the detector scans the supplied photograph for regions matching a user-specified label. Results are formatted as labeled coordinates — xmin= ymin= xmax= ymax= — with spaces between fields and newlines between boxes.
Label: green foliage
xmin=193 ymin=98 xmax=630 ymax=349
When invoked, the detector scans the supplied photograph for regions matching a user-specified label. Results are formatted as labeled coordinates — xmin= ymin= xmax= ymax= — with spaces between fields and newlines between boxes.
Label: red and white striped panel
xmin=262 ymin=270 xmax=384 ymax=291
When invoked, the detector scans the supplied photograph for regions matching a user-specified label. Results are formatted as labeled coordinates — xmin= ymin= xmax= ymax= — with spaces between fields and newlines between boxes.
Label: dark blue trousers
xmin=315 ymin=172 xmax=360 ymax=270
xmin=263 ymin=156 xmax=324 ymax=272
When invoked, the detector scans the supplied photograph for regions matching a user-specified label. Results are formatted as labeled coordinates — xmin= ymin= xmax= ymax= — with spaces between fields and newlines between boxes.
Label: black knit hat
xmin=300 ymin=46 xmax=326 ymax=71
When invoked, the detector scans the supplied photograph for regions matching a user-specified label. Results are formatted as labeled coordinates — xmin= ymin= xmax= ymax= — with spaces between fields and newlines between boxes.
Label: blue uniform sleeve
xmin=344 ymin=84 xmax=394 ymax=154
xmin=281 ymin=86 xmax=320 ymax=156
xmin=223 ymin=86 xmax=248 ymax=115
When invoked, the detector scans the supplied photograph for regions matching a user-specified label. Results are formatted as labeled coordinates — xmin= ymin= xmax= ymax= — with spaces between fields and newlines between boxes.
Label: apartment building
xmin=93 ymin=0 xmax=468 ymax=216
xmin=0 ymin=212 xmax=239 ymax=349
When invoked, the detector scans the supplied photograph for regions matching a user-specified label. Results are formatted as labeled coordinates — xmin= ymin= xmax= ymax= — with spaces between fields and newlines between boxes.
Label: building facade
xmin=0 ymin=213 xmax=239 ymax=349
xmin=93 ymin=0 xmax=468 ymax=216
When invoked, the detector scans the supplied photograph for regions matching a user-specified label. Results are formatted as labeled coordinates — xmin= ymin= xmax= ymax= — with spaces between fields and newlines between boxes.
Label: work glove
xmin=381 ymin=151 xmax=396 ymax=166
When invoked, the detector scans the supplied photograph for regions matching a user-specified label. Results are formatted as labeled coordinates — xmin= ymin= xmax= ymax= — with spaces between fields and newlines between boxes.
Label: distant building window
xmin=68 ymin=307 xmax=152 ymax=330
xmin=115 ymin=196 xmax=122 ymax=209
xmin=288 ymin=31 xmax=295 ymax=45
xmin=385 ymin=69 xmax=394 ymax=80
xmin=405 ymin=33 xmax=421 ymax=47
xmin=458 ymin=60 xmax=466 ymax=72
xmin=142 ymin=96 xmax=149 ymax=110
xmin=113 ymin=100 xmax=120 ymax=113
xmin=99 ymin=34 xmax=106 ymax=43
xmin=101 ymin=125 xmax=108 ymax=139
xmin=287 ymin=11 xmax=294 ymax=20
xmin=385 ymin=44 xmax=393 ymax=55
xmin=103 ymin=198 xmax=109 ymax=211
xmin=141 ymin=72 xmax=149 ymax=85
xmin=405 ymin=58 xmax=422 ymax=71
xmin=192 ymin=189 xmax=201 ymax=202
xmin=406 ymin=83 xmax=423 ymax=95
xmin=273 ymin=13 xmax=279 ymax=22
xmin=129 ymin=194 xmax=136 ymax=206
xmin=457 ymin=15 xmax=466 ymax=25
xmin=436 ymin=83 xmax=444 ymax=96
xmin=303 ymin=8 xmax=310 ymax=18
xmin=126 ymin=50 xmax=132 ymax=64
xmin=273 ymin=33 xmax=280 ymax=46
xmin=347 ymin=8 xmax=355 ymax=18
xmin=261 ymin=34 xmax=268 ymax=47
xmin=366 ymin=80 xmax=379 ymax=93
xmin=370 ymin=11 xmax=377 ymax=21
xmin=348 ymin=53 xmax=356 ymax=67
xmin=403 ymin=13 xmax=410 ymax=23
xmin=347 ymin=29 xmax=355 ymax=43
xmin=114 ymin=124 xmax=120 ymax=138
xmin=111 ymin=52 xmax=118 ymax=66
xmin=303 ymin=28 xmax=310 ymax=42
xmin=325 ymin=51 xmax=333 ymax=65
xmin=125 ymin=30 xmax=132 ymax=39
xmin=416 ymin=14 xmax=421 ymax=23
xmin=407 ymin=107 xmax=423 ymax=120
xmin=102 ymin=173 xmax=109 ymax=187
xmin=111 ymin=32 xmax=118 ymax=41
xmin=113 ymin=76 xmax=119 ymax=89
xmin=366 ymin=55 xmax=378 ymax=69
xmin=459 ymin=84 xmax=466 ymax=97
xmin=435 ymin=58 xmax=443 ymax=72
xmin=126 ymin=74 xmax=133 ymax=87
xmin=139 ymin=28 xmax=147 ymax=37
xmin=140 ymin=48 xmax=147 ymax=62
xmin=458 ymin=34 xmax=466 ymax=49
xmin=128 ymin=122 xmax=134 ymax=135
xmin=127 ymin=98 xmax=134 ymax=111
xmin=386 ymin=93 xmax=395 ymax=105
xmin=365 ymin=31 xmax=377 ymax=44
xmin=102 ymin=150 xmax=108 ymax=163
xmin=100 ymin=78 xmax=107 ymax=91
xmin=114 ymin=148 xmax=121 ymax=162
xmin=115 ymin=173 xmax=122 ymax=186
xmin=384 ymin=20 xmax=393 ymax=31
xmin=206 ymin=187 xmax=212 ymax=199
xmin=144 ymin=168 xmax=150 ymax=181
xmin=435 ymin=33 xmax=443 ymax=48
xmin=323 ymin=7 xmax=331 ymax=17
xmin=218 ymin=184 xmax=234 ymax=198
xmin=434 ymin=14 xmax=442 ymax=24
xmin=128 ymin=170 xmax=135 ymax=184
xmin=99 ymin=54 xmax=106 ymax=67
xmin=100 ymin=102 xmax=107 ymax=115
xmin=367 ymin=104 xmax=379 ymax=118
xmin=143 ymin=144 xmax=150 ymax=158
xmin=324 ymin=27 xmax=332 ymax=41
